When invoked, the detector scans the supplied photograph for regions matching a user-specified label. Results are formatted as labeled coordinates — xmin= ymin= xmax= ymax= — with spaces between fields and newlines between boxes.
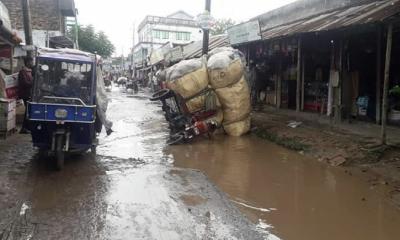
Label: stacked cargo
xmin=0 ymin=98 xmax=16 ymax=137
xmin=164 ymin=47 xmax=251 ymax=137
xmin=207 ymin=48 xmax=251 ymax=137
xmin=166 ymin=57 xmax=224 ymax=125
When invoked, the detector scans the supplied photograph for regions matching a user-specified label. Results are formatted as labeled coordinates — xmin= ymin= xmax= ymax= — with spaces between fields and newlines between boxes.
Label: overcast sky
xmin=75 ymin=0 xmax=297 ymax=56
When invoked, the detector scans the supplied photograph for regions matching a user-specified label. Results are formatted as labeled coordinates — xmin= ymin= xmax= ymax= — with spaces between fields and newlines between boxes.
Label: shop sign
xmin=228 ymin=20 xmax=261 ymax=45
xmin=0 ymin=73 xmax=18 ymax=99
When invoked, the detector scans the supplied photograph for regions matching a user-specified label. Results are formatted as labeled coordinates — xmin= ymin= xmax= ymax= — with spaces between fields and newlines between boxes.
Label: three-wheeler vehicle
xmin=27 ymin=48 xmax=100 ymax=170
xmin=150 ymin=89 xmax=219 ymax=145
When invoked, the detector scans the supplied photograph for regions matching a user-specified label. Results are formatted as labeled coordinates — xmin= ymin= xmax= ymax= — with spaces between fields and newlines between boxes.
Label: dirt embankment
xmin=251 ymin=109 xmax=400 ymax=207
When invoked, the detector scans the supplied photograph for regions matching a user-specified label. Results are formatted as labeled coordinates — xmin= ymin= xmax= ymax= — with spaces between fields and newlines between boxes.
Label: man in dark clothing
xmin=18 ymin=57 xmax=34 ymax=134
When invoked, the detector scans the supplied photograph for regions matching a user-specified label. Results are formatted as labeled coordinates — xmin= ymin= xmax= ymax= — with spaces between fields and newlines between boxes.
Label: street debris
xmin=287 ymin=121 xmax=302 ymax=128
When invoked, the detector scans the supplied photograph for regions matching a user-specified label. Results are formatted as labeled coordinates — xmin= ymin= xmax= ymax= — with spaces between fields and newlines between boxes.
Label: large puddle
xmin=167 ymin=135 xmax=400 ymax=240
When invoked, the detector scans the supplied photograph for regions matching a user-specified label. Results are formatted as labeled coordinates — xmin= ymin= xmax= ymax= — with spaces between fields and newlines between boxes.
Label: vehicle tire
xmin=150 ymin=89 xmax=171 ymax=101
xmin=167 ymin=133 xmax=184 ymax=145
xmin=91 ymin=145 xmax=97 ymax=155
xmin=55 ymin=135 xmax=65 ymax=171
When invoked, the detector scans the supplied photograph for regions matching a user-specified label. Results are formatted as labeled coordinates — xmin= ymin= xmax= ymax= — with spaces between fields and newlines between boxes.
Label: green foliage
xmin=210 ymin=18 xmax=236 ymax=36
xmin=254 ymin=128 xmax=310 ymax=151
xmin=68 ymin=25 xmax=115 ymax=58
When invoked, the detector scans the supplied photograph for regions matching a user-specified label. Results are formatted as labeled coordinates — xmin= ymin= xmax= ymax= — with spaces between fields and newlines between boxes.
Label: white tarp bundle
xmin=166 ymin=57 xmax=224 ymax=125
xmin=164 ymin=47 xmax=251 ymax=136
xmin=207 ymin=47 xmax=251 ymax=136
xmin=96 ymin=66 xmax=113 ymax=133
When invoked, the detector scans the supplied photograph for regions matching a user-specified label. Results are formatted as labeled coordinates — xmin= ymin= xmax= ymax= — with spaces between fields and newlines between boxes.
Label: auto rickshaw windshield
xmin=34 ymin=58 xmax=93 ymax=104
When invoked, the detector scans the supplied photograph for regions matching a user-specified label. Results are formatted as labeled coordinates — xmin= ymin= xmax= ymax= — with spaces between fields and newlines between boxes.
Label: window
xmin=183 ymin=32 xmax=190 ymax=41
xmin=176 ymin=32 xmax=183 ymax=40
xmin=161 ymin=31 xmax=169 ymax=39
xmin=153 ymin=30 xmax=161 ymax=39
xmin=35 ymin=59 xmax=93 ymax=104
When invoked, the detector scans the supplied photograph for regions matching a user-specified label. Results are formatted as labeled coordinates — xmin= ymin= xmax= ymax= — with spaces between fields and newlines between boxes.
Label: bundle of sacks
xmin=165 ymin=48 xmax=251 ymax=137
xmin=166 ymin=57 xmax=223 ymax=125
xmin=207 ymin=47 xmax=251 ymax=136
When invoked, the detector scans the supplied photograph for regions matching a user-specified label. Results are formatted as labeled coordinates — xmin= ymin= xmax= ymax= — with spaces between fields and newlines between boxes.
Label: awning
xmin=183 ymin=34 xmax=230 ymax=59
xmin=261 ymin=0 xmax=400 ymax=40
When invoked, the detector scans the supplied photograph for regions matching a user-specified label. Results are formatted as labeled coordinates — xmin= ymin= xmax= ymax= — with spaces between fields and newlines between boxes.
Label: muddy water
xmin=168 ymin=135 xmax=400 ymax=240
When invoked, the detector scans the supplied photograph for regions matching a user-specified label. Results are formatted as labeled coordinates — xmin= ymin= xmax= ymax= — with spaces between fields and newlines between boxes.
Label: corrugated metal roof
xmin=182 ymin=35 xmax=230 ymax=59
xmin=261 ymin=0 xmax=400 ymax=40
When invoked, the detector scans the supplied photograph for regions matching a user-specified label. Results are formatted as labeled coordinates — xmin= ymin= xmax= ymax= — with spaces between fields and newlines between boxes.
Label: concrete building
xmin=1 ymin=0 xmax=77 ymax=48
xmin=133 ymin=11 xmax=202 ymax=67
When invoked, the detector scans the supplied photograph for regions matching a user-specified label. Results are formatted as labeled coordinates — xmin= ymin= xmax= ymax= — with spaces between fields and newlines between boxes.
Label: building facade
xmin=1 ymin=0 xmax=76 ymax=48
xmin=133 ymin=11 xmax=202 ymax=67
xmin=230 ymin=0 xmax=400 ymax=140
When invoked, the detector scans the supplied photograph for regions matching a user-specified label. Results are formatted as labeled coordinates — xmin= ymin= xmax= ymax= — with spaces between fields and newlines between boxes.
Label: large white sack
xmin=207 ymin=49 xmax=245 ymax=89
xmin=167 ymin=57 xmax=208 ymax=99
xmin=223 ymin=116 xmax=251 ymax=137
xmin=185 ymin=89 xmax=221 ymax=114
xmin=215 ymin=76 xmax=251 ymax=123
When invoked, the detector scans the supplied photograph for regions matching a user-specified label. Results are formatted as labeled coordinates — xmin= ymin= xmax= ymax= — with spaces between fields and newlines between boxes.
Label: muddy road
xmin=1 ymin=87 xmax=400 ymax=240
xmin=0 ymin=89 xmax=264 ymax=240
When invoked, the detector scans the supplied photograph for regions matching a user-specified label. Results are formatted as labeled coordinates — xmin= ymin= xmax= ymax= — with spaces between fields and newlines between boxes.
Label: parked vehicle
xmin=150 ymin=89 xmax=218 ymax=145
xmin=27 ymin=48 xmax=102 ymax=170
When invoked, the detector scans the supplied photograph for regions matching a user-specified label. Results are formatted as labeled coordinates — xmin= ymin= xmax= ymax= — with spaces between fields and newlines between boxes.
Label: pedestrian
xmin=18 ymin=56 xmax=34 ymax=134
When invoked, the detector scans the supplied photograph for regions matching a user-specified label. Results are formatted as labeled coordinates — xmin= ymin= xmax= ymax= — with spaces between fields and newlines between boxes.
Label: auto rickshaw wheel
xmin=55 ymin=135 xmax=65 ymax=171
xmin=91 ymin=145 xmax=97 ymax=155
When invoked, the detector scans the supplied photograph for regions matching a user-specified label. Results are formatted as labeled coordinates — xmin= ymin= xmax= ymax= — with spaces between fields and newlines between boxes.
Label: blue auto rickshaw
xmin=27 ymin=48 xmax=102 ymax=170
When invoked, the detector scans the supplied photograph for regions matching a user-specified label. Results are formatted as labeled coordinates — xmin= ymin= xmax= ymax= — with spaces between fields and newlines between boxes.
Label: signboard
xmin=227 ymin=20 xmax=261 ymax=45
xmin=4 ymin=73 xmax=18 ymax=99
xmin=197 ymin=11 xmax=214 ymax=30
xmin=0 ymin=72 xmax=18 ymax=99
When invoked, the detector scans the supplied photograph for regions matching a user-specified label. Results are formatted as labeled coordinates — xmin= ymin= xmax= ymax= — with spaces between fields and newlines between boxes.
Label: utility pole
xmin=131 ymin=23 xmax=135 ymax=77
xmin=202 ymin=0 xmax=211 ymax=55
xmin=21 ymin=0 xmax=33 ymax=57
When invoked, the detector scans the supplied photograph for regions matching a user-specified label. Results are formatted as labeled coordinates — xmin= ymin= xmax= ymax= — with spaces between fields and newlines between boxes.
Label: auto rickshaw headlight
xmin=55 ymin=109 xmax=68 ymax=119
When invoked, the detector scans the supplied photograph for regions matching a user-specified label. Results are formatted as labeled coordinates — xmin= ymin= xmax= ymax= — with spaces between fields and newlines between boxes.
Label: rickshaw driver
xmin=53 ymin=71 xmax=83 ymax=98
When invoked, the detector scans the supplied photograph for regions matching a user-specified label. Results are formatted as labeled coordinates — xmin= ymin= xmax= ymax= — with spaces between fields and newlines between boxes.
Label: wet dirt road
xmin=2 ymin=87 xmax=400 ymax=240
xmin=168 ymin=136 xmax=400 ymax=240
xmin=0 ymin=88 xmax=263 ymax=240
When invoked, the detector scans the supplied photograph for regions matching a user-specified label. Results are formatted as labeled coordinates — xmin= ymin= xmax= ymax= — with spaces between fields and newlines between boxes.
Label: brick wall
xmin=1 ymin=0 xmax=61 ymax=31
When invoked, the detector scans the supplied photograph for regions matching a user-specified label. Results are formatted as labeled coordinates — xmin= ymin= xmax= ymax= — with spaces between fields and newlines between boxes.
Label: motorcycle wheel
xmin=150 ymin=89 xmax=171 ymax=101
xmin=167 ymin=133 xmax=184 ymax=145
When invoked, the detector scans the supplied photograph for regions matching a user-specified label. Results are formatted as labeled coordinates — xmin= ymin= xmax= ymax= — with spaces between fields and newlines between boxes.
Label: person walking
xmin=18 ymin=57 xmax=34 ymax=134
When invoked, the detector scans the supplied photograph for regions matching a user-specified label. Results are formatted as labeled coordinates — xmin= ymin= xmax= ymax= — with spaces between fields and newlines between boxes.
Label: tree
xmin=68 ymin=25 xmax=115 ymax=58
xmin=210 ymin=19 xmax=236 ymax=36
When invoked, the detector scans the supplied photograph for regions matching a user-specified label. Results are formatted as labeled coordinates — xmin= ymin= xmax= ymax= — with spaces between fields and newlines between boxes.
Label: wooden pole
xmin=296 ymin=36 xmax=302 ymax=112
xmin=376 ymin=25 xmax=382 ymax=124
xmin=334 ymin=38 xmax=344 ymax=123
xmin=277 ymin=45 xmax=282 ymax=109
xmin=381 ymin=23 xmax=393 ymax=145
xmin=301 ymin=51 xmax=305 ymax=111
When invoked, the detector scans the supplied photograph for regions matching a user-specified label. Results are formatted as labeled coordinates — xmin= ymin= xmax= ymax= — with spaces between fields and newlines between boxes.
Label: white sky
xmin=75 ymin=0 xmax=297 ymax=56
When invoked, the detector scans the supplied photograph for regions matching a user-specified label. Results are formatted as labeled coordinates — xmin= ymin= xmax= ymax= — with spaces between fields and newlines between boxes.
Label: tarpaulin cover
xmin=96 ymin=66 xmax=112 ymax=132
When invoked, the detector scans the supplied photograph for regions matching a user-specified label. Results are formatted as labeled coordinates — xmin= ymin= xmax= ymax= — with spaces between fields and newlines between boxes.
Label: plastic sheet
xmin=96 ymin=67 xmax=113 ymax=132
xmin=166 ymin=57 xmax=208 ymax=100
xmin=215 ymin=76 xmax=251 ymax=123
